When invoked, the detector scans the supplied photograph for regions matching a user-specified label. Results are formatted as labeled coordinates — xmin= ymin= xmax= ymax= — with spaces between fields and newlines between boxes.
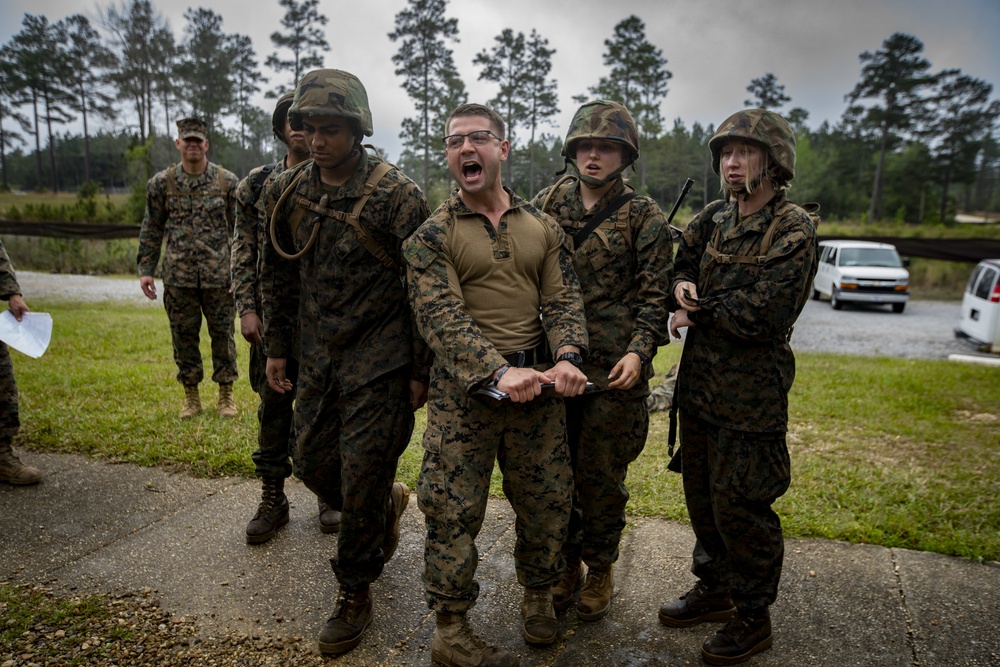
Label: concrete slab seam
xmin=890 ymin=548 xmax=921 ymax=666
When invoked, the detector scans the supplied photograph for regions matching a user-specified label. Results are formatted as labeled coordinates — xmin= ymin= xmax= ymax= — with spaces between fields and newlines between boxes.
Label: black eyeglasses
xmin=443 ymin=130 xmax=502 ymax=150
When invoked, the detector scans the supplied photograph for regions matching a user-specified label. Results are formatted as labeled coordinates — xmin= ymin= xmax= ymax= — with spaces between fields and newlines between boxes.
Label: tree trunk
xmin=868 ymin=126 xmax=889 ymax=223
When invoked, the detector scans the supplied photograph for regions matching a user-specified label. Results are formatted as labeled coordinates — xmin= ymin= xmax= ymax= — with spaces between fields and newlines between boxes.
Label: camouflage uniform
xmin=532 ymin=174 xmax=672 ymax=569
xmin=232 ymin=158 xmax=295 ymax=481
xmin=403 ymin=188 xmax=588 ymax=614
xmin=0 ymin=238 xmax=22 ymax=442
xmin=260 ymin=150 xmax=431 ymax=588
xmin=673 ymin=111 xmax=818 ymax=611
xmin=138 ymin=152 xmax=240 ymax=387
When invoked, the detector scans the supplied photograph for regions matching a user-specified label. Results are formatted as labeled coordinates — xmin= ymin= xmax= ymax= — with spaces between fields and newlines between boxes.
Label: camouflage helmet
xmin=562 ymin=100 xmax=640 ymax=164
xmin=288 ymin=69 xmax=373 ymax=137
xmin=271 ymin=90 xmax=296 ymax=144
xmin=709 ymin=109 xmax=795 ymax=184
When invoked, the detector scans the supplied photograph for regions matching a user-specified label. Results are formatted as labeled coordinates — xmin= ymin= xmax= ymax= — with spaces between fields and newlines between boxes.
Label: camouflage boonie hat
xmin=176 ymin=117 xmax=207 ymax=141
xmin=289 ymin=69 xmax=373 ymax=137
xmin=272 ymin=90 xmax=296 ymax=143
xmin=709 ymin=109 xmax=795 ymax=184
xmin=562 ymin=100 xmax=640 ymax=163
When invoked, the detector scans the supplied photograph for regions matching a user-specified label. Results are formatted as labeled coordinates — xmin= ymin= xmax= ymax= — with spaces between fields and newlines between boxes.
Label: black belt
xmin=503 ymin=346 xmax=549 ymax=368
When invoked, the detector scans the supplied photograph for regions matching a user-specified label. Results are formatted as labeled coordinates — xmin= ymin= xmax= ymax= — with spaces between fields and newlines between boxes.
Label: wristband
xmin=493 ymin=364 xmax=511 ymax=386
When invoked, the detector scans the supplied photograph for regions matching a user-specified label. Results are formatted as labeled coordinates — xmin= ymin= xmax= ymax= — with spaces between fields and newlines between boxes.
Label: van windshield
xmin=839 ymin=248 xmax=902 ymax=268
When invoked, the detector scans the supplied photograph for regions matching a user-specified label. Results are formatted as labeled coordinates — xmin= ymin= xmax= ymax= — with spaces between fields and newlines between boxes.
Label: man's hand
xmin=674 ymin=281 xmax=700 ymax=312
xmin=7 ymin=294 xmax=28 ymax=321
xmin=608 ymin=352 xmax=642 ymax=390
xmin=140 ymin=275 xmax=157 ymax=300
xmin=266 ymin=357 xmax=293 ymax=394
xmin=496 ymin=367 xmax=550 ymax=403
xmin=240 ymin=312 xmax=263 ymax=344
xmin=670 ymin=309 xmax=695 ymax=339
xmin=547 ymin=360 xmax=588 ymax=397
xmin=409 ymin=379 xmax=428 ymax=412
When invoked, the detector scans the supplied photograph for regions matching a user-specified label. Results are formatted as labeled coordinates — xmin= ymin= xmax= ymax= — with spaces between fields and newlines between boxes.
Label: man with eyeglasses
xmin=138 ymin=117 xmax=240 ymax=420
xmin=404 ymin=103 xmax=589 ymax=667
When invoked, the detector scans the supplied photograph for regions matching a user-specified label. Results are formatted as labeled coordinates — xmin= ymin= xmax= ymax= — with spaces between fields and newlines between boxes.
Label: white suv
xmin=812 ymin=240 xmax=910 ymax=313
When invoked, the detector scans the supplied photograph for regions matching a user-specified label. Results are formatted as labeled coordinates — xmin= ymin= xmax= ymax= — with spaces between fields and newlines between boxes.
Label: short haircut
xmin=445 ymin=104 xmax=505 ymax=139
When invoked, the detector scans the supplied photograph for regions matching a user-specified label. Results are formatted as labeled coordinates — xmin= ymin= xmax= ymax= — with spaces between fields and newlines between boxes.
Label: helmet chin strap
xmin=569 ymin=157 xmax=631 ymax=189
xmin=328 ymin=139 xmax=362 ymax=171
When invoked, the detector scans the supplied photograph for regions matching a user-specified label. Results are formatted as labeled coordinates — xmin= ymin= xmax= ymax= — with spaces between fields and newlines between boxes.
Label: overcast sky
xmin=3 ymin=0 xmax=999 ymax=161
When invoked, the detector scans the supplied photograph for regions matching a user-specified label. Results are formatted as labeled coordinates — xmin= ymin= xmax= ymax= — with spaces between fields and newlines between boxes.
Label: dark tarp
xmin=0 ymin=220 xmax=141 ymax=240
xmin=818 ymin=236 xmax=1000 ymax=263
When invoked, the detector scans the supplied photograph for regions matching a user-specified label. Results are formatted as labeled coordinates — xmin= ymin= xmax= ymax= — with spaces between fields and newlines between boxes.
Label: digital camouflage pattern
xmin=139 ymin=162 xmax=239 ymax=387
xmin=176 ymin=117 xmax=207 ymax=140
xmin=294 ymin=367 xmax=413 ymax=587
xmin=232 ymin=159 xmax=294 ymax=480
xmin=531 ymin=178 xmax=671 ymax=389
xmin=288 ymin=69 xmax=374 ymax=137
xmin=531 ymin=173 xmax=673 ymax=571
xmin=673 ymin=190 xmax=815 ymax=616
xmin=162 ymin=284 xmax=237 ymax=386
xmin=709 ymin=109 xmax=796 ymax=184
xmin=233 ymin=161 xmax=288 ymax=318
xmin=403 ymin=190 xmax=588 ymax=393
xmin=420 ymin=380 xmax=572 ymax=613
xmin=138 ymin=162 xmax=239 ymax=289
xmin=260 ymin=151 xmax=431 ymax=386
xmin=0 ymin=238 xmax=22 ymax=441
xmin=259 ymin=149 xmax=430 ymax=586
xmin=403 ymin=188 xmax=586 ymax=614
xmin=673 ymin=193 xmax=817 ymax=434
xmin=680 ymin=414 xmax=790 ymax=611
xmin=563 ymin=99 xmax=640 ymax=163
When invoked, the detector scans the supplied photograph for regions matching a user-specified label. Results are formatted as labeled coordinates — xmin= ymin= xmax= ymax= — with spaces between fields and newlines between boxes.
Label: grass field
xmin=8 ymin=299 xmax=999 ymax=562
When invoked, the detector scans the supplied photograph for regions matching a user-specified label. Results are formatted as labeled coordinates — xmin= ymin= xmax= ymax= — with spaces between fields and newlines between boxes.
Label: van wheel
xmin=811 ymin=287 xmax=821 ymax=300
xmin=892 ymin=302 xmax=906 ymax=313
xmin=831 ymin=288 xmax=843 ymax=310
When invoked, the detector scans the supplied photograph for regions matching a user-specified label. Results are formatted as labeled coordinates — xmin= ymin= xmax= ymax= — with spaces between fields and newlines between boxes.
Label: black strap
xmin=249 ymin=163 xmax=277 ymax=206
xmin=571 ymin=192 xmax=637 ymax=250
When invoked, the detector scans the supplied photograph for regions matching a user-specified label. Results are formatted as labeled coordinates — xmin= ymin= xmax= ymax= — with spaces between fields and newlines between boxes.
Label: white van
xmin=811 ymin=240 xmax=910 ymax=313
xmin=956 ymin=259 xmax=1000 ymax=347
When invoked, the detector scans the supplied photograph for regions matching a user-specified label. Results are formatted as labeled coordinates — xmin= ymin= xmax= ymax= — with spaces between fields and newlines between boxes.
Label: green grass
xmin=9 ymin=300 xmax=1000 ymax=562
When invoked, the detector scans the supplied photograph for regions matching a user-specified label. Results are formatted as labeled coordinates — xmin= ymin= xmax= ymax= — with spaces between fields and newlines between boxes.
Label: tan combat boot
xmin=382 ymin=481 xmax=409 ymax=561
xmin=432 ymin=613 xmax=520 ymax=667
xmin=551 ymin=557 xmax=585 ymax=612
xmin=179 ymin=384 xmax=201 ymax=419
xmin=577 ymin=564 xmax=614 ymax=622
xmin=521 ymin=586 xmax=557 ymax=645
xmin=217 ymin=383 xmax=237 ymax=418
xmin=0 ymin=442 xmax=42 ymax=485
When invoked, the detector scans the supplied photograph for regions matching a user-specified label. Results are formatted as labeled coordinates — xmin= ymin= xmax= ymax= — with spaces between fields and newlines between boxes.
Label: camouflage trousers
xmin=162 ymin=285 xmax=237 ymax=386
xmin=563 ymin=385 xmax=649 ymax=568
xmin=679 ymin=413 xmax=790 ymax=611
xmin=419 ymin=373 xmax=572 ymax=615
xmin=248 ymin=342 xmax=296 ymax=481
xmin=0 ymin=341 xmax=19 ymax=441
xmin=292 ymin=366 xmax=414 ymax=589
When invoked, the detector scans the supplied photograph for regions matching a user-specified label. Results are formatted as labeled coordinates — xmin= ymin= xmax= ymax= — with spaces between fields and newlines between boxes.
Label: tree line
xmin=1 ymin=0 xmax=997 ymax=223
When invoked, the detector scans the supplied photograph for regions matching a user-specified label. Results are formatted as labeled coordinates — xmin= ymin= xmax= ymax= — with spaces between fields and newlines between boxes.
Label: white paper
xmin=0 ymin=310 xmax=53 ymax=358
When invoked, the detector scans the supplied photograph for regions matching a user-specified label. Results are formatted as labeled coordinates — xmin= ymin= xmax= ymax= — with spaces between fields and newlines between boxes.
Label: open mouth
xmin=462 ymin=161 xmax=483 ymax=181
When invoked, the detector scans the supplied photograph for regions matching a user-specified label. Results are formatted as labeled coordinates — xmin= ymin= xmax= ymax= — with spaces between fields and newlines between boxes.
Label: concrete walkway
xmin=2 ymin=452 xmax=999 ymax=666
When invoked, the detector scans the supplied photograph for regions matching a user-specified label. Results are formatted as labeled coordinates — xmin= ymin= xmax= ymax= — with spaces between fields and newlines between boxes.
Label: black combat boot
xmin=701 ymin=607 xmax=773 ymax=665
xmin=245 ymin=478 xmax=289 ymax=544
xmin=318 ymin=583 xmax=373 ymax=655
xmin=318 ymin=498 xmax=342 ymax=534
xmin=658 ymin=580 xmax=735 ymax=627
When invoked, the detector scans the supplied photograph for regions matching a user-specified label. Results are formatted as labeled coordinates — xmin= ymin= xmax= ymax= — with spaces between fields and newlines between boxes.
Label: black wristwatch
xmin=556 ymin=351 xmax=584 ymax=369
